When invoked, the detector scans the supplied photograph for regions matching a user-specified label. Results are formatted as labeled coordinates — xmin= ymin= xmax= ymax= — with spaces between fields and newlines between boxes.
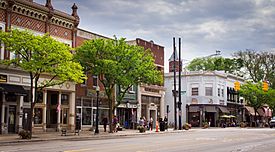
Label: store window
xmin=191 ymin=88 xmax=199 ymax=96
xmin=61 ymin=94 xmax=69 ymax=105
xmin=60 ymin=108 xmax=68 ymax=124
xmin=36 ymin=91 xmax=43 ymax=103
xmin=82 ymin=108 xmax=92 ymax=125
xmin=34 ymin=108 xmax=42 ymax=124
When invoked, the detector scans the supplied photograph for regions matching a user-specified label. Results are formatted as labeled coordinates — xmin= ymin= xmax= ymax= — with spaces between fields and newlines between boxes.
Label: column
xmin=42 ymin=90 xmax=47 ymax=131
xmin=160 ymin=92 xmax=165 ymax=119
xmin=57 ymin=92 xmax=61 ymax=131
xmin=137 ymin=85 xmax=142 ymax=121
xmin=17 ymin=96 xmax=24 ymax=132
xmin=69 ymin=92 xmax=75 ymax=130
xmin=1 ymin=94 xmax=5 ymax=133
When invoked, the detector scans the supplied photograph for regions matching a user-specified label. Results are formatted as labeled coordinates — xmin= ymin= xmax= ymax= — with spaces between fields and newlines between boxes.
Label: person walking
xmin=149 ymin=117 xmax=153 ymax=131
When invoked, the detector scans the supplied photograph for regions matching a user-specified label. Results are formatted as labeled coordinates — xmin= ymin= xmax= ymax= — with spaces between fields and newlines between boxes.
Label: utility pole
xmin=173 ymin=37 xmax=177 ymax=130
xmin=178 ymin=38 xmax=182 ymax=130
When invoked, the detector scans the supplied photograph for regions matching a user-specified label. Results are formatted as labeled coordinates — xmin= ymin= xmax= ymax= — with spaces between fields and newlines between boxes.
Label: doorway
xmin=205 ymin=112 xmax=215 ymax=127
xmin=8 ymin=105 xmax=16 ymax=133
xmin=46 ymin=91 xmax=58 ymax=129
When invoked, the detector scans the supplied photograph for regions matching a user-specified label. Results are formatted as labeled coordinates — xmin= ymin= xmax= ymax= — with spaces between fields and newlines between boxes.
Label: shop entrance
xmin=205 ymin=112 xmax=215 ymax=127
xmin=46 ymin=91 xmax=58 ymax=129
xmin=8 ymin=105 xmax=16 ymax=133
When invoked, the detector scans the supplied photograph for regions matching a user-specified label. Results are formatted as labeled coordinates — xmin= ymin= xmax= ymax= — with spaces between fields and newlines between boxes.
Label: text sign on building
xmin=0 ymin=74 xmax=7 ymax=83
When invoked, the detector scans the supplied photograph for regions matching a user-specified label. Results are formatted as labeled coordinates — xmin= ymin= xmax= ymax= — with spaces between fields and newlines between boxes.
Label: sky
xmin=36 ymin=0 xmax=275 ymax=72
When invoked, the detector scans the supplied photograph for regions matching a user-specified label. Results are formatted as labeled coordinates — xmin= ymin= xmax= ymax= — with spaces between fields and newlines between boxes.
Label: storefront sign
xmin=0 ymin=74 xmax=7 ymax=83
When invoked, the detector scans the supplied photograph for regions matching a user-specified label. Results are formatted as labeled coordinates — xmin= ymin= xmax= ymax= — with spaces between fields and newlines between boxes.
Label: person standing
xmin=164 ymin=116 xmax=168 ymax=130
xmin=102 ymin=116 xmax=108 ymax=132
xmin=149 ymin=117 xmax=153 ymax=131
xmin=112 ymin=115 xmax=118 ymax=133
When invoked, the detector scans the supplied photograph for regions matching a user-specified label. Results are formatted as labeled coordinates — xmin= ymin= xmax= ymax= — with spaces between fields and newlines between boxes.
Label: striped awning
xmin=189 ymin=106 xmax=199 ymax=112
xmin=205 ymin=106 xmax=217 ymax=113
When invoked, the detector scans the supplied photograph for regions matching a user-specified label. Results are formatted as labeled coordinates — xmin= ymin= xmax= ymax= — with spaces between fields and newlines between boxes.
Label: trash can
xmin=160 ymin=121 xmax=165 ymax=131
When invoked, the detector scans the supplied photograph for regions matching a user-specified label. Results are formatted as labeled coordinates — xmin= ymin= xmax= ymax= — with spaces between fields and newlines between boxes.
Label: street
xmin=1 ymin=128 xmax=275 ymax=152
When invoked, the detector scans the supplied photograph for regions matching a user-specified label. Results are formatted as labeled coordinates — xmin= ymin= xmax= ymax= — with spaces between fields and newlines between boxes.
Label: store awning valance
xmin=205 ymin=106 xmax=217 ymax=112
xmin=257 ymin=108 xmax=265 ymax=116
xmin=219 ymin=106 xmax=230 ymax=113
xmin=245 ymin=106 xmax=258 ymax=116
xmin=189 ymin=106 xmax=199 ymax=112
xmin=0 ymin=83 xmax=27 ymax=96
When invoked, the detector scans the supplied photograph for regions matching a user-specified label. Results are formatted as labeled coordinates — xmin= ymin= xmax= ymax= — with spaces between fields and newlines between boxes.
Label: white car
xmin=270 ymin=117 xmax=275 ymax=128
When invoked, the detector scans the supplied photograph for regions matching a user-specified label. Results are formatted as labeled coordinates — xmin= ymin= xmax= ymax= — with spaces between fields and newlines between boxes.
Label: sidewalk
xmin=0 ymin=128 xmax=185 ymax=145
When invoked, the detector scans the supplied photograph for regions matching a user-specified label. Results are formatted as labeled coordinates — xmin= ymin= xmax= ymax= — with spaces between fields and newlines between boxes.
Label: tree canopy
xmin=234 ymin=50 xmax=275 ymax=89
xmin=75 ymin=37 xmax=162 ymax=132
xmin=239 ymin=82 xmax=268 ymax=117
xmin=0 ymin=29 xmax=86 ymax=137
xmin=186 ymin=57 xmax=243 ymax=75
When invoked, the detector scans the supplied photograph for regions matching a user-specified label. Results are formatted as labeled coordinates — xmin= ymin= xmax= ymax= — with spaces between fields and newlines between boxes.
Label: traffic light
xmin=234 ymin=81 xmax=240 ymax=91
xmin=262 ymin=81 xmax=268 ymax=92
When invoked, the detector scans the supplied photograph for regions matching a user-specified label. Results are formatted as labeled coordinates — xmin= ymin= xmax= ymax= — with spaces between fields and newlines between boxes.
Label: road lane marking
xmin=64 ymin=148 xmax=92 ymax=152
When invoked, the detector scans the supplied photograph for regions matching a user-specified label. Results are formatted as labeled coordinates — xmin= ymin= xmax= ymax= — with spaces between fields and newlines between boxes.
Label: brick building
xmin=75 ymin=28 xmax=110 ymax=130
xmin=127 ymin=39 xmax=165 ymax=126
xmin=0 ymin=0 xmax=79 ymax=134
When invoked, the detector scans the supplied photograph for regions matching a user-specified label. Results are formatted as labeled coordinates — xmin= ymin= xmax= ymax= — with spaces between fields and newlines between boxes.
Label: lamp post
xmin=94 ymin=86 xmax=100 ymax=134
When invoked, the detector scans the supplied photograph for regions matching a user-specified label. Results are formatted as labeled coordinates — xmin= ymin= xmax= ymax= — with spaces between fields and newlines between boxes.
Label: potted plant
xmin=183 ymin=123 xmax=192 ymax=130
xmin=18 ymin=130 xmax=31 ymax=139
xmin=202 ymin=122 xmax=209 ymax=129
xmin=137 ymin=125 xmax=146 ymax=133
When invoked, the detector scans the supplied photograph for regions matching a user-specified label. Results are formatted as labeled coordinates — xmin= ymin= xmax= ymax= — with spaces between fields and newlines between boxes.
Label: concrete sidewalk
xmin=0 ymin=128 xmax=185 ymax=145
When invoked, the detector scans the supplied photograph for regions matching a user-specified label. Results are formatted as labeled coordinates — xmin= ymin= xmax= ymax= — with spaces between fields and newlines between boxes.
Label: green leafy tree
xmin=186 ymin=57 xmax=242 ymax=75
xmin=234 ymin=50 xmax=275 ymax=89
xmin=75 ymin=37 xmax=162 ymax=132
xmin=239 ymin=82 xmax=267 ymax=119
xmin=0 ymin=29 xmax=86 ymax=137
xmin=266 ymin=89 xmax=275 ymax=116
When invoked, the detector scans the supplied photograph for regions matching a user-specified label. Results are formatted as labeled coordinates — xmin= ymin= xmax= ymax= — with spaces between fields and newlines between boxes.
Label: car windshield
xmin=272 ymin=117 xmax=275 ymax=120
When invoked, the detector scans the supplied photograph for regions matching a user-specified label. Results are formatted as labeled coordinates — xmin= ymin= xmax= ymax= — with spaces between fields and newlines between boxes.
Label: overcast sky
xmin=36 ymin=0 xmax=275 ymax=72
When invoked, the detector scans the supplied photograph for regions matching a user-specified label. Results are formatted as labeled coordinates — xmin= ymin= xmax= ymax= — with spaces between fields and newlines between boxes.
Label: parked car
xmin=270 ymin=117 xmax=275 ymax=128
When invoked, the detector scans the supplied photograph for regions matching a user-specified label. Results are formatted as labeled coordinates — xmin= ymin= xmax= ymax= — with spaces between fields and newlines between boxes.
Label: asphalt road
xmin=1 ymin=128 xmax=275 ymax=152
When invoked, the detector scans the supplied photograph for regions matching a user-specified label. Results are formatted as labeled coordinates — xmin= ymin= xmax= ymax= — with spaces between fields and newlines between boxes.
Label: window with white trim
xmin=191 ymin=88 xmax=199 ymax=96
xmin=205 ymin=87 xmax=213 ymax=96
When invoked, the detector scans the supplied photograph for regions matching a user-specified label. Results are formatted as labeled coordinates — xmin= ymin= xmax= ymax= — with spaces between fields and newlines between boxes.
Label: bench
xmin=61 ymin=128 xmax=80 ymax=136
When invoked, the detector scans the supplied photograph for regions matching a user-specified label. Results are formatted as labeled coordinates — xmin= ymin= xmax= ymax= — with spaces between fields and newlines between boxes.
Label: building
xmin=0 ymin=0 xmax=79 ymax=134
xmin=128 ymin=39 xmax=165 ymax=127
xmin=75 ymin=29 xmax=110 ymax=131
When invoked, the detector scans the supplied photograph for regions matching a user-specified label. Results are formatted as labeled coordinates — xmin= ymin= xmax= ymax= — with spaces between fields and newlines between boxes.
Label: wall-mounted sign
xmin=0 ymin=74 xmax=7 ymax=83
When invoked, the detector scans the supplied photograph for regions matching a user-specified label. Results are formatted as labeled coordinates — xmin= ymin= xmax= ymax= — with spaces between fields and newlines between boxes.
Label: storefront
xmin=0 ymin=83 xmax=28 ymax=134
xmin=76 ymin=91 xmax=109 ymax=131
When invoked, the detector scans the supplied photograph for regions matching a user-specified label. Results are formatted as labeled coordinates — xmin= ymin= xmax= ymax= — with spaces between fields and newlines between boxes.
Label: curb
xmin=0 ymin=130 xmax=187 ymax=146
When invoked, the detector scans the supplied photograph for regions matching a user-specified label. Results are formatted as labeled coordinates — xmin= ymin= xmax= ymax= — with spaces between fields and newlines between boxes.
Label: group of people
xmin=139 ymin=116 xmax=154 ymax=130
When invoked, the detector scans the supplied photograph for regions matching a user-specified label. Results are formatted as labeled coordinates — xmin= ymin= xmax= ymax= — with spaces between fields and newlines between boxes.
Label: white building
xmin=164 ymin=71 xmax=244 ymax=127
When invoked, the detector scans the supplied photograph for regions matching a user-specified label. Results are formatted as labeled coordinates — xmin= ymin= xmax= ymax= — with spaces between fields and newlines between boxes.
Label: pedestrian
xmin=164 ymin=116 xmax=168 ymax=130
xmin=149 ymin=117 xmax=153 ymax=131
xmin=112 ymin=115 xmax=118 ymax=133
xmin=139 ymin=117 xmax=144 ymax=126
xmin=102 ymin=116 xmax=108 ymax=132
xmin=143 ymin=116 xmax=147 ymax=129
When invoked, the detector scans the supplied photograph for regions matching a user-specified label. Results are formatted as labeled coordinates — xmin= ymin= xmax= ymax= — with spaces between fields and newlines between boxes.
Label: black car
xmin=270 ymin=117 xmax=275 ymax=128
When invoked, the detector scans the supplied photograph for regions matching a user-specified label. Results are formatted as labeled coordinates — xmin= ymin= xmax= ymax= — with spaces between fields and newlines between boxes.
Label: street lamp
xmin=94 ymin=85 xmax=100 ymax=134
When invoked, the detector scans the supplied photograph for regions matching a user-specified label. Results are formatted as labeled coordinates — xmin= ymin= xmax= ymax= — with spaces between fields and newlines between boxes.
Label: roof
xmin=168 ymin=50 xmax=179 ymax=62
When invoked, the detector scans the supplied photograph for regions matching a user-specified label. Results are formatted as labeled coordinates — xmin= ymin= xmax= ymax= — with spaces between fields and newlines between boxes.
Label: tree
xmin=239 ymin=82 xmax=267 ymax=120
xmin=75 ymin=37 xmax=162 ymax=132
xmin=0 ymin=29 xmax=86 ymax=138
xmin=186 ymin=57 xmax=243 ymax=75
xmin=266 ymin=89 xmax=275 ymax=116
xmin=234 ymin=50 xmax=275 ymax=89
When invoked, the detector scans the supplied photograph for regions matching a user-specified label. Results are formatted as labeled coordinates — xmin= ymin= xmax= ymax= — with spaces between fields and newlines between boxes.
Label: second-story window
xmin=191 ymin=88 xmax=199 ymax=96
xmin=92 ymin=75 xmax=98 ymax=88
xmin=221 ymin=89 xmax=224 ymax=97
xmin=218 ymin=88 xmax=221 ymax=97
xmin=205 ymin=87 xmax=213 ymax=96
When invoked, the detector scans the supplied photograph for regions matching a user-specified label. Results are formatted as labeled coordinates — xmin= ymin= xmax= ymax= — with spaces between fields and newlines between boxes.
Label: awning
xmin=257 ymin=108 xmax=265 ymax=116
xmin=189 ymin=106 xmax=199 ymax=112
xmin=205 ymin=106 xmax=217 ymax=112
xmin=263 ymin=107 xmax=272 ymax=117
xmin=0 ymin=83 xmax=27 ymax=96
xmin=219 ymin=106 xmax=230 ymax=113
xmin=245 ymin=106 xmax=258 ymax=116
